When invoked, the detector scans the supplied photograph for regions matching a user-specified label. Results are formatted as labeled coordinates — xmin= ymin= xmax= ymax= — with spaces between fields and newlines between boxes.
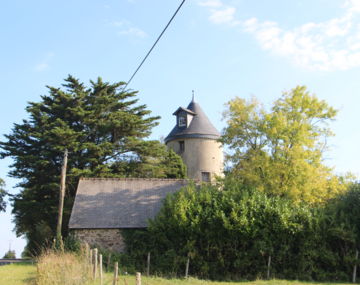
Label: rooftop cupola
xmin=172 ymin=106 xmax=196 ymax=129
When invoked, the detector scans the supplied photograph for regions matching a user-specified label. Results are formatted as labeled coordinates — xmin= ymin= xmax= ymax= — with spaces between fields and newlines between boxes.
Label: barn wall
xmin=73 ymin=229 xmax=125 ymax=253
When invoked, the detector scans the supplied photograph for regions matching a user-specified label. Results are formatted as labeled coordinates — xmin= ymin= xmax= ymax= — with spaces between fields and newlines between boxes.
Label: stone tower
xmin=165 ymin=97 xmax=223 ymax=182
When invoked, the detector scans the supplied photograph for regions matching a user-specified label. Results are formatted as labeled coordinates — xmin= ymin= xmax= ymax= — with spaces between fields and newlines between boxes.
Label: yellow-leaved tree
xmin=221 ymin=86 xmax=349 ymax=204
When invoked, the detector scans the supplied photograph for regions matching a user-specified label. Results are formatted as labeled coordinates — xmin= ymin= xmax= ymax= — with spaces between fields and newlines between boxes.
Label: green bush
xmin=3 ymin=250 xmax=16 ymax=259
xmin=63 ymin=234 xmax=82 ymax=253
xmin=122 ymin=180 xmax=360 ymax=282
xmin=96 ymin=246 xmax=137 ymax=275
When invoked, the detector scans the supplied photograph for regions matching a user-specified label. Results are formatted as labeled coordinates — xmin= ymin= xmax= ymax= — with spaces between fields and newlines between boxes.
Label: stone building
xmin=69 ymin=178 xmax=188 ymax=252
xmin=69 ymin=98 xmax=223 ymax=251
xmin=165 ymin=97 xmax=223 ymax=182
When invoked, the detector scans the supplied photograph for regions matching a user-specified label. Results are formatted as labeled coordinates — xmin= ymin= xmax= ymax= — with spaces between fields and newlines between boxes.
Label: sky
xmin=1 ymin=0 xmax=360 ymax=257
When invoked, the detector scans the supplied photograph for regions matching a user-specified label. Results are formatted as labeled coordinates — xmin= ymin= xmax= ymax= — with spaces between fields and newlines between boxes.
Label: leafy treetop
xmin=3 ymin=250 xmax=16 ymax=259
xmin=221 ymin=86 xmax=348 ymax=203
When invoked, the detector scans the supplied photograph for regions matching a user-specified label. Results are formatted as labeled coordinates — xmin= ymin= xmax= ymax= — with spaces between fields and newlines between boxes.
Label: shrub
xmin=64 ymin=234 xmax=82 ymax=253
xmin=3 ymin=250 xmax=16 ymax=259
xmin=123 ymin=180 xmax=359 ymax=281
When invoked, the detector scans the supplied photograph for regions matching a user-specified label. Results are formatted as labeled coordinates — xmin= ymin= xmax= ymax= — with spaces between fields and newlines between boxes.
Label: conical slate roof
xmin=165 ymin=99 xmax=220 ymax=143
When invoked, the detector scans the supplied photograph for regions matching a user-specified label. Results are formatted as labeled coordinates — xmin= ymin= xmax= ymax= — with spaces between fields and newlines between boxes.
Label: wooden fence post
xmin=99 ymin=254 xmax=103 ymax=285
xmin=85 ymin=243 xmax=90 ymax=262
xmin=267 ymin=255 xmax=271 ymax=280
xmin=90 ymin=249 xmax=93 ymax=265
xmin=353 ymin=249 xmax=359 ymax=283
xmin=107 ymin=253 xmax=112 ymax=272
xmin=136 ymin=272 xmax=141 ymax=285
xmin=147 ymin=252 xmax=151 ymax=277
xmin=113 ymin=262 xmax=118 ymax=285
xmin=185 ymin=255 xmax=190 ymax=279
xmin=94 ymin=248 xmax=98 ymax=279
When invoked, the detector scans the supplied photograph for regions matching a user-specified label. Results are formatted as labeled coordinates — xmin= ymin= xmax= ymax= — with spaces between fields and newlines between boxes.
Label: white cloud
xmin=111 ymin=20 xmax=147 ymax=38
xmin=344 ymin=0 xmax=360 ymax=13
xmin=198 ymin=0 xmax=239 ymax=26
xmin=199 ymin=0 xmax=360 ymax=71
xmin=198 ymin=0 xmax=223 ymax=8
xmin=34 ymin=52 xmax=54 ymax=72
xmin=118 ymin=27 xmax=147 ymax=38
xmin=210 ymin=7 xmax=238 ymax=25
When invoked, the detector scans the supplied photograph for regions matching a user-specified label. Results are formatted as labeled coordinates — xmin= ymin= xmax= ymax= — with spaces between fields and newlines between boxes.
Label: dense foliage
xmin=124 ymin=181 xmax=360 ymax=281
xmin=325 ymin=182 xmax=360 ymax=250
xmin=0 ymin=76 xmax=186 ymax=254
xmin=221 ymin=86 xmax=347 ymax=204
xmin=0 ymin=178 xmax=6 ymax=212
xmin=3 ymin=249 xmax=16 ymax=259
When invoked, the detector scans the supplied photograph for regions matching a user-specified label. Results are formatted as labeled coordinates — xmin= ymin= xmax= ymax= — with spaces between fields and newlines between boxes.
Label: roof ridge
xmin=172 ymin=106 xmax=196 ymax=116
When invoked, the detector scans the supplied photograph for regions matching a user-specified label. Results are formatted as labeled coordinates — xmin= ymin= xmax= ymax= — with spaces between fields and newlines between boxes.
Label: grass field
xmin=0 ymin=263 xmax=36 ymax=285
xmin=0 ymin=263 xmax=355 ymax=285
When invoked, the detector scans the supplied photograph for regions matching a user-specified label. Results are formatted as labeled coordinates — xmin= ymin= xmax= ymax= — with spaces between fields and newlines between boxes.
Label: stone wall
xmin=167 ymin=138 xmax=224 ymax=181
xmin=73 ymin=229 xmax=126 ymax=252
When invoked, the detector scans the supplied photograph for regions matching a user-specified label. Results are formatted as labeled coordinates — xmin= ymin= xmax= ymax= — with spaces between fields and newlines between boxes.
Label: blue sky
xmin=1 ymin=0 xmax=360 ymax=257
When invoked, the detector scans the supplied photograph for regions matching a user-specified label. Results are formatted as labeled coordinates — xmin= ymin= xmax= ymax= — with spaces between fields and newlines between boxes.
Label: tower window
xmin=178 ymin=115 xmax=186 ymax=127
xmin=179 ymin=141 xmax=185 ymax=152
xmin=201 ymin=172 xmax=210 ymax=182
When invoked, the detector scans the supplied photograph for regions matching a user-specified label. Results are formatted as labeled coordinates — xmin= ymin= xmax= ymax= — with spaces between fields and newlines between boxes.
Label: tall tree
xmin=3 ymin=249 xmax=16 ymax=259
xmin=0 ymin=75 xmax=186 ymax=254
xmin=328 ymin=182 xmax=360 ymax=249
xmin=0 ymin=178 xmax=6 ymax=212
xmin=221 ymin=86 xmax=347 ymax=203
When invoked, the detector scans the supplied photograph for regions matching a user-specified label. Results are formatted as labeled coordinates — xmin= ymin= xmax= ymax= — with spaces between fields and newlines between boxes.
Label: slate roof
xmin=165 ymin=99 xmax=221 ymax=143
xmin=69 ymin=178 xmax=188 ymax=229
xmin=172 ymin=106 xmax=196 ymax=116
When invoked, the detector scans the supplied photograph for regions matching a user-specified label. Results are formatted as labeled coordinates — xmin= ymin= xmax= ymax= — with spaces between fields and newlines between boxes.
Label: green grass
xmin=0 ymin=263 xmax=355 ymax=285
xmin=101 ymin=274 xmax=355 ymax=285
xmin=0 ymin=263 xmax=36 ymax=285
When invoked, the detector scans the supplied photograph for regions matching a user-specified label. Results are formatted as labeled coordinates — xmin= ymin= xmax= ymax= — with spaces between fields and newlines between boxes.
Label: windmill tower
xmin=165 ymin=96 xmax=223 ymax=182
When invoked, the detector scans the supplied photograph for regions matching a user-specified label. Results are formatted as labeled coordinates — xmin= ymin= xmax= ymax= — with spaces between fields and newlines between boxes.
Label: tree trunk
xmin=267 ymin=255 xmax=271 ymax=279
xmin=353 ymin=249 xmax=358 ymax=283
xmin=185 ymin=255 xmax=190 ymax=278
xmin=147 ymin=252 xmax=151 ymax=277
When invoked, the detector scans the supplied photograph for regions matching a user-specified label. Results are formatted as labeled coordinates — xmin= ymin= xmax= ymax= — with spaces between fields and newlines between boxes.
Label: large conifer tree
xmin=0 ymin=75 xmax=186 ymax=253
xmin=0 ymin=178 xmax=6 ymax=212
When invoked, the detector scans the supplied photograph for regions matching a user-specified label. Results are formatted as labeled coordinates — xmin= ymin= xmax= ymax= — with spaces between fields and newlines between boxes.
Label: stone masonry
xmin=167 ymin=137 xmax=223 ymax=181
xmin=73 ymin=229 xmax=125 ymax=252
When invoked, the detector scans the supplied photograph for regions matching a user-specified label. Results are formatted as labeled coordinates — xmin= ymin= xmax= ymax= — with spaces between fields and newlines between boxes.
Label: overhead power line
xmin=123 ymin=0 xmax=186 ymax=90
